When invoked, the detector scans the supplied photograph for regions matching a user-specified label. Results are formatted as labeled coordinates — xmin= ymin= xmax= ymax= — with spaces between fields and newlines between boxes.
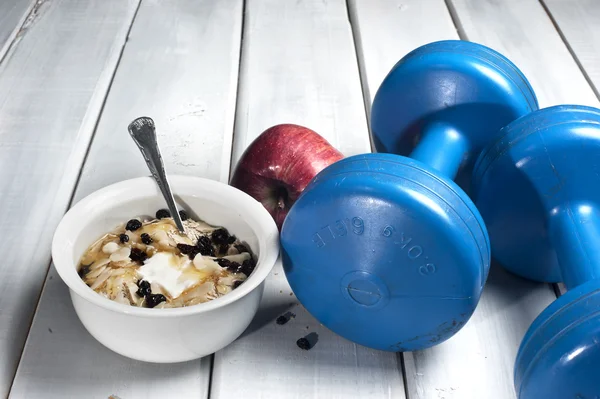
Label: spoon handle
xmin=127 ymin=116 xmax=185 ymax=232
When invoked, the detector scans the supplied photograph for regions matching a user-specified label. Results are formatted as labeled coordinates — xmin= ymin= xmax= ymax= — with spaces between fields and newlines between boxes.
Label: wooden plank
xmin=0 ymin=0 xmax=139 ymax=396
xmin=8 ymin=0 xmax=243 ymax=398
xmin=348 ymin=0 xmax=459 ymax=118
xmin=348 ymin=1 xmax=561 ymax=398
xmin=10 ymin=269 xmax=213 ymax=399
xmin=403 ymin=266 xmax=556 ymax=399
xmin=213 ymin=1 xmax=406 ymax=398
xmin=447 ymin=0 xmax=599 ymax=108
xmin=542 ymin=0 xmax=600 ymax=98
xmin=0 ymin=0 xmax=35 ymax=62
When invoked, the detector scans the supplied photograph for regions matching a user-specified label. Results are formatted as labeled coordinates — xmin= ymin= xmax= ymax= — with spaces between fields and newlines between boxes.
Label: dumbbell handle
xmin=549 ymin=203 xmax=600 ymax=290
xmin=410 ymin=122 xmax=469 ymax=180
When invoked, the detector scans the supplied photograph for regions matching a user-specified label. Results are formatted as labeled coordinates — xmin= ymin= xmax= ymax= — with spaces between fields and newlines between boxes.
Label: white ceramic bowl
xmin=52 ymin=175 xmax=279 ymax=363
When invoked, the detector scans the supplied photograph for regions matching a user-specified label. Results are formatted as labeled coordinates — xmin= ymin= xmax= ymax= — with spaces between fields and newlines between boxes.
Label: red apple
xmin=230 ymin=124 xmax=344 ymax=231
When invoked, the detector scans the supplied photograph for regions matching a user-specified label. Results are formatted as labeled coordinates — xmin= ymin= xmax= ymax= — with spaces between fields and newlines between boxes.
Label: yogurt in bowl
xmin=77 ymin=210 xmax=257 ymax=309
xmin=52 ymin=175 xmax=279 ymax=363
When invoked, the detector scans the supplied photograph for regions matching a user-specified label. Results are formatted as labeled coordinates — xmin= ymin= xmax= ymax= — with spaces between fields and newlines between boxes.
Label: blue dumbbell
xmin=280 ymin=40 xmax=538 ymax=351
xmin=472 ymin=104 xmax=600 ymax=399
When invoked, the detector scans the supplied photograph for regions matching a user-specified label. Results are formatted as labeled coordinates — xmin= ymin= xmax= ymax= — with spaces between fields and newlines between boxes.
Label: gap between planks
xmin=538 ymin=0 xmax=600 ymax=102
xmin=9 ymin=0 xmax=144 ymax=390
xmin=345 ymin=0 xmax=374 ymax=150
xmin=0 ymin=0 xmax=37 ymax=66
xmin=9 ymin=0 xmax=244 ymax=398
xmin=211 ymin=1 xmax=404 ymax=398
xmin=208 ymin=0 xmax=250 ymax=389
xmin=6 ymin=0 xmax=143 ymax=396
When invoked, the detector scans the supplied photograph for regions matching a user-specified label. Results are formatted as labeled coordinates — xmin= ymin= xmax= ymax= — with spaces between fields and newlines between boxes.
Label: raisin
xmin=78 ymin=264 xmax=90 ymax=278
xmin=239 ymin=257 xmax=256 ymax=276
xmin=198 ymin=235 xmax=211 ymax=247
xmin=197 ymin=236 xmax=212 ymax=246
xmin=145 ymin=294 xmax=166 ymax=308
xmin=218 ymin=243 xmax=230 ymax=256
xmin=217 ymin=258 xmax=241 ymax=273
xmin=129 ymin=248 xmax=148 ymax=263
xmin=126 ymin=219 xmax=142 ymax=231
xmin=232 ymin=280 xmax=243 ymax=289
xmin=136 ymin=280 xmax=151 ymax=297
xmin=296 ymin=338 xmax=311 ymax=350
xmin=119 ymin=233 xmax=129 ymax=243
xmin=199 ymin=244 xmax=215 ymax=257
xmin=156 ymin=209 xmax=171 ymax=219
xmin=179 ymin=210 xmax=189 ymax=221
xmin=276 ymin=312 xmax=295 ymax=325
xmin=141 ymin=233 xmax=153 ymax=245
xmin=211 ymin=228 xmax=230 ymax=245
xmin=297 ymin=332 xmax=318 ymax=350
xmin=177 ymin=243 xmax=197 ymax=255
xmin=197 ymin=236 xmax=215 ymax=256
xmin=177 ymin=244 xmax=199 ymax=259
xmin=235 ymin=244 xmax=249 ymax=254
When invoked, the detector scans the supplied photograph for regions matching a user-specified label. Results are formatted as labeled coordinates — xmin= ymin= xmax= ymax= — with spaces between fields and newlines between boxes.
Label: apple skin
xmin=230 ymin=124 xmax=344 ymax=231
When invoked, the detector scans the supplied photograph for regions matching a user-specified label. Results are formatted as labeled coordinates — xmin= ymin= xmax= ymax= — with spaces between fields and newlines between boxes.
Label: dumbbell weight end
xmin=280 ymin=40 xmax=538 ymax=353
xmin=472 ymin=104 xmax=600 ymax=399
xmin=370 ymin=40 xmax=538 ymax=193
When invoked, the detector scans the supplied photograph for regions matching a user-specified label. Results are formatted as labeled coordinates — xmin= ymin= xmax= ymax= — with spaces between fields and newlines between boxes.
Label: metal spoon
xmin=127 ymin=116 xmax=185 ymax=232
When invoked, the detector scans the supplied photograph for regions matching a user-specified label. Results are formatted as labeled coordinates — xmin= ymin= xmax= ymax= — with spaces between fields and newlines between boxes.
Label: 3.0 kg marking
xmin=311 ymin=217 xmax=437 ymax=276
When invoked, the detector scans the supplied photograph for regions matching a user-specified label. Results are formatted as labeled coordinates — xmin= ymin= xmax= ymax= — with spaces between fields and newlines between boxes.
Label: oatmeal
xmin=77 ymin=209 xmax=256 ymax=309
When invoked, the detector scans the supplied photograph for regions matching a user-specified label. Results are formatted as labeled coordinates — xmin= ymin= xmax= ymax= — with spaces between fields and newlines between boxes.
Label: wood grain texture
xmin=9 ymin=0 xmax=243 ymax=398
xmin=0 ymin=0 xmax=139 ymax=396
xmin=348 ymin=0 xmax=459 ymax=115
xmin=10 ymin=268 xmax=212 ymax=399
xmin=447 ymin=0 xmax=599 ymax=108
xmin=403 ymin=266 xmax=556 ymax=399
xmin=74 ymin=0 xmax=243 ymax=197
xmin=214 ymin=1 xmax=406 ymax=398
xmin=542 ymin=0 xmax=600 ymax=98
xmin=0 ymin=0 xmax=35 ymax=62
xmin=349 ymin=1 xmax=560 ymax=398
xmin=229 ymin=0 xmax=373 ymax=169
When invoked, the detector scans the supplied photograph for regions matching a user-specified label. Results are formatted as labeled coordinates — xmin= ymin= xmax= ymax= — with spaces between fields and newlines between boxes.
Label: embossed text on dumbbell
xmin=311 ymin=216 xmax=364 ymax=246
xmin=311 ymin=217 xmax=436 ymax=276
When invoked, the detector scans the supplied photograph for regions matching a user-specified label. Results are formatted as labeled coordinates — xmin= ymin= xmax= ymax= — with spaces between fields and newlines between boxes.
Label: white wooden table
xmin=1 ymin=0 xmax=599 ymax=398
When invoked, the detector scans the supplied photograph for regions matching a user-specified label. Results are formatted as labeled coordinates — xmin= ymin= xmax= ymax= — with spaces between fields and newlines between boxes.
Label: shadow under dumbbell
xmin=478 ymin=258 xmax=557 ymax=333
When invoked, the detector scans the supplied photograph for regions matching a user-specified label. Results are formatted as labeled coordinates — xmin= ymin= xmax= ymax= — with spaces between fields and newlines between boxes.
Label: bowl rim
xmin=52 ymin=174 xmax=280 ymax=318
